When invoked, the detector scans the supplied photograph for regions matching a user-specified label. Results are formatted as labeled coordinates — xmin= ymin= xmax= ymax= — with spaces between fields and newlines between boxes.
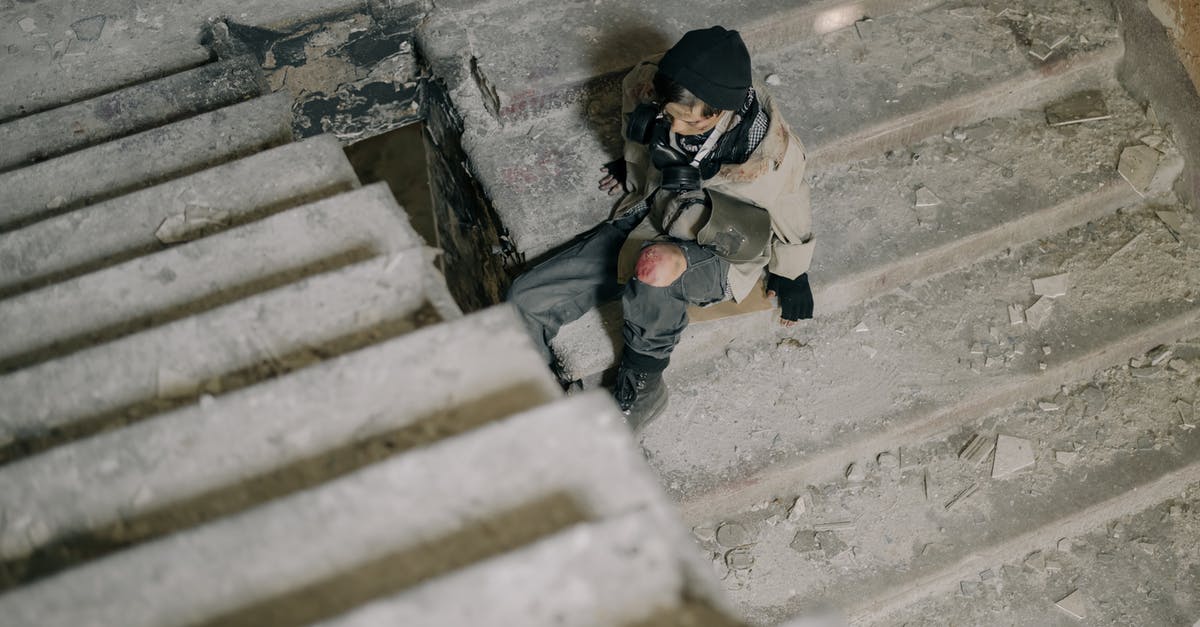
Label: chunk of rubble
xmin=992 ymin=434 xmax=1035 ymax=478
xmin=1038 ymin=401 xmax=1060 ymax=412
xmin=715 ymin=522 xmax=751 ymax=548
xmin=958 ymin=433 xmax=995 ymax=465
xmin=845 ymin=462 xmax=866 ymax=482
xmin=789 ymin=529 xmax=819 ymax=553
xmin=1025 ymin=297 xmax=1054 ymax=330
xmin=1008 ymin=303 xmax=1026 ymax=325
xmin=1147 ymin=345 xmax=1174 ymax=367
xmin=1118 ymin=145 xmax=1161 ymax=197
xmin=1055 ymin=450 xmax=1079 ymax=465
xmin=765 ymin=73 xmax=782 ymax=86
xmin=1044 ymin=90 xmax=1112 ymax=126
xmin=877 ymin=451 xmax=899 ymax=470
xmin=1055 ymin=589 xmax=1087 ymax=619
xmin=18 ymin=17 xmax=37 ymax=33
xmin=914 ymin=186 xmax=941 ymax=207
xmin=787 ymin=496 xmax=807 ymax=522
xmin=1032 ymin=273 xmax=1069 ymax=298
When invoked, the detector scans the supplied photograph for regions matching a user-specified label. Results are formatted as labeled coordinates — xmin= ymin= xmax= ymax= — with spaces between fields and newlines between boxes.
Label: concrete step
xmin=428 ymin=0 xmax=1124 ymax=265
xmin=863 ymin=483 xmax=1200 ymax=626
xmin=689 ymin=339 xmax=1200 ymax=623
xmin=317 ymin=511 xmax=742 ymax=627
xmin=0 ymin=56 xmax=265 ymax=172
xmin=0 ymin=92 xmax=294 ymax=231
xmin=552 ymin=85 xmax=1157 ymax=381
xmin=632 ymin=203 xmax=1200 ymax=524
xmin=0 ymin=134 xmax=360 ymax=298
xmin=0 ymin=249 xmax=457 ymax=462
xmin=0 ymin=183 xmax=424 ymax=374
xmin=0 ymin=392 xmax=736 ymax=627
xmin=0 ymin=0 xmax=402 ymax=123
xmin=420 ymin=0 xmax=939 ymax=124
xmin=0 ymin=305 xmax=553 ymax=584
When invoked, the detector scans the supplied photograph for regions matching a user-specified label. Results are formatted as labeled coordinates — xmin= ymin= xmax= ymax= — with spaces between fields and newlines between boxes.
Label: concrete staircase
xmin=0 ymin=17 xmax=742 ymax=627
xmin=416 ymin=0 xmax=1200 ymax=623
xmin=2 ymin=0 xmax=1198 ymax=625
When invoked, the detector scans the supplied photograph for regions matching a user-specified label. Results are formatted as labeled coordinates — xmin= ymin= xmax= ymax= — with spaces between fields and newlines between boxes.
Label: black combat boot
xmin=612 ymin=350 xmax=669 ymax=430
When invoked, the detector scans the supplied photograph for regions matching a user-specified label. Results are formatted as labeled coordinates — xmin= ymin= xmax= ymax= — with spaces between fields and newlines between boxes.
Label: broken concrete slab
xmin=1025 ymin=297 xmax=1054 ymax=330
xmin=991 ymin=435 xmax=1036 ymax=478
xmin=1045 ymin=90 xmax=1112 ymax=126
xmin=1055 ymin=589 xmax=1087 ymax=619
xmin=1117 ymin=144 xmax=1161 ymax=196
xmin=1032 ymin=273 xmax=1070 ymax=298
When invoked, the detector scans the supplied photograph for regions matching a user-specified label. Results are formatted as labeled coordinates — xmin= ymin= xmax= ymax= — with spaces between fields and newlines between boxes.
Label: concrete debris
xmin=18 ymin=17 xmax=36 ymax=33
xmin=979 ymin=568 xmax=995 ymax=581
xmin=845 ymin=462 xmax=866 ymax=482
xmin=1032 ymin=273 xmax=1069 ymax=298
xmin=1130 ymin=366 xmax=1161 ymax=379
xmin=725 ymin=547 xmax=754 ymax=571
xmin=1038 ymin=401 xmax=1060 ymax=412
xmin=1168 ymin=359 xmax=1190 ymax=373
xmin=812 ymin=521 xmax=855 ymax=532
xmin=1008 ymin=303 xmax=1026 ymax=325
xmin=1024 ymin=550 xmax=1045 ymax=571
xmin=960 ymin=580 xmax=984 ymax=597
xmin=46 ymin=195 xmax=66 ymax=210
xmin=1156 ymin=211 xmax=1185 ymax=241
xmin=1141 ymin=134 xmax=1168 ymax=150
xmin=1025 ymin=297 xmax=1053 ymax=330
xmin=1055 ymin=589 xmax=1087 ymax=619
xmin=70 ymin=15 xmax=106 ymax=41
xmin=790 ymin=530 xmax=819 ymax=553
xmin=1042 ymin=345 xmax=1052 ymax=355
xmin=156 ymin=206 xmax=232 ymax=244
xmin=991 ymin=434 xmax=1035 ymax=478
xmin=914 ymin=186 xmax=941 ymax=207
xmin=1028 ymin=30 xmax=1070 ymax=61
xmin=958 ymin=433 xmax=995 ymax=465
xmin=854 ymin=321 xmax=870 ymax=333
xmin=1044 ymin=90 xmax=1112 ymax=126
xmin=1080 ymin=385 xmax=1106 ymax=414
xmin=787 ymin=496 xmax=807 ymax=522
xmin=970 ymin=343 xmax=985 ymax=355
xmin=944 ymin=483 xmax=978 ymax=511
xmin=1147 ymin=345 xmax=1173 ymax=367
xmin=816 ymin=531 xmax=848 ymax=558
xmin=876 ymin=451 xmax=899 ymax=470
xmin=1146 ymin=103 xmax=1161 ymax=128
xmin=1117 ymin=145 xmax=1160 ymax=197
xmin=1055 ymin=450 xmax=1079 ymax=465
xmin=765 ymin=73 xmax=782 ymax=86
xmin=692 ymin=525 xmax=717 ymax=543
xmin=715 ymin=522 xmax=751 ymax=548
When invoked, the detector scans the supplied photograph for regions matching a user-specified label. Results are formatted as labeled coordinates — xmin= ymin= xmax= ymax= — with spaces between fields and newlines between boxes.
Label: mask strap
xmin=668 ymin=109 xmax=737 ymax=168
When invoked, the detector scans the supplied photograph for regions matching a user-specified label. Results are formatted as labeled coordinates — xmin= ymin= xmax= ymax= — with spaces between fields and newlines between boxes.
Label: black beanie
xmin=657 ymin=26 xmax=752 ymax=111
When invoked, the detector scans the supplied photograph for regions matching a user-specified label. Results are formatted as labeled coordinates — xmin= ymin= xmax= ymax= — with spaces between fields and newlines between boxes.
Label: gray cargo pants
xmin=506 ymin=221 xmax=730 ymax=366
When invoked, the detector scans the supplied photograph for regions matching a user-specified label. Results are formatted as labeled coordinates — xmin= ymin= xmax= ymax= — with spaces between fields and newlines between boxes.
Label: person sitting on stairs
xmin=507 ymin=25 xmax=816 ymax=430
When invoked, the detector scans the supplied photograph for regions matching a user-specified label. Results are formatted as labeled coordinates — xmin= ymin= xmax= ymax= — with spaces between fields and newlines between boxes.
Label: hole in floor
xmin=344 ymin=123 xmax=437 ymax=249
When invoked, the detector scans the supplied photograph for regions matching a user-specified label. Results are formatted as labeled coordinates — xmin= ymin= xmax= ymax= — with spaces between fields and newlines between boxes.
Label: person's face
xmin=662 ymin=101 xmax=721 ymax=136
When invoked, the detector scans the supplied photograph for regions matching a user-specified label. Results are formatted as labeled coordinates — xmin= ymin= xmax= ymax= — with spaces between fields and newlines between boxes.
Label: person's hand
xmin=599 ymin=159 xmax=628 ymax=196
xmin=766 ymin=272 xmax=814 ymax=328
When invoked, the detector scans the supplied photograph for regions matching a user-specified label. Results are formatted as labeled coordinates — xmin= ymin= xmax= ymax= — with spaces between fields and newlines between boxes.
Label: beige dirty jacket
xmin=614 ymin=58 xmax=815 ymax=303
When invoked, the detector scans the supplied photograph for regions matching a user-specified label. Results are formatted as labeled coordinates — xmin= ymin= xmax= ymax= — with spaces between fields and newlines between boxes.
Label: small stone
xmin=1042 ymin=345 xmax=1052 ymax=355
xmin=1055 ymin=450 xmax=1079 ymax=465
xmin=1008 ymin=303 xmax=1026 ymax=325
xmin=915 ymin=186 xmax=941 ymax=207
xmin=765 ymin=73 xmax=782 ymax=86
xmin=1055 ymin=589 xmax=1087 ymax=619
xmin=1039 ymin=362 xmax=1047 ymax=371
xmin=70 ymin=15 xmax=106 ymax=41
xmin=715 ymin=522 xmax=751 ymax=548
xmin=845 ymin=462 xmax=866 ymax=482
xmin=1025 ymin=297 xmax=1053 ymax=330
xmin=1130 ymin=355 xmax=1149 ymax=368
xmin=970 ymin=343 xmax=985 ymax=355
xmin=1038 ymin=401 xmax=1060 ymax=412
xmin=765 ymin=514 xmax=782 ymax=526
xmin=18 ymin=17 xmax=36 ymax=33
xmin=46 ymin=195 xmax=66 ymax=210
xmin=992 ymin=434 xmax=1035 ymax=478
xmin=854 ymin=321 xmax=870 ymax=333
xmin=1032 ymin=273 xmax=1069 ymax=298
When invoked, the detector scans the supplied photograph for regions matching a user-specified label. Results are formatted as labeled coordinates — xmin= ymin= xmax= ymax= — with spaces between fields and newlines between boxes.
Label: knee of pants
xmin=635 ymin=243 xmax=687 ymax=287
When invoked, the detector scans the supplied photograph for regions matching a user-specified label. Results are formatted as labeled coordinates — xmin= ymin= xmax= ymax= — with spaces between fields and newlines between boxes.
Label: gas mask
xmin=625 ymin=103 xmax=702 ymax=193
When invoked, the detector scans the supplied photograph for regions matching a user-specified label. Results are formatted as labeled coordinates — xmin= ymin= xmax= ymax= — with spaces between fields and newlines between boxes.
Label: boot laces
xmin=614 ymin=368 xmax=647 ymax=411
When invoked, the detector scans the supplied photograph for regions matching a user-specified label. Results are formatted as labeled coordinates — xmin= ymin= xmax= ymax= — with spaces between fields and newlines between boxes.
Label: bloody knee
xmin=635 ymin=243 xmax=687 ymax=287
